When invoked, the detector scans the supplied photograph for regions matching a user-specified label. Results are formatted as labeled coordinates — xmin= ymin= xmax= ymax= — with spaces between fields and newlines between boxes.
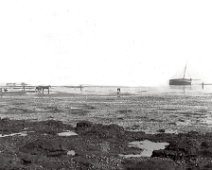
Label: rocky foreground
xmin=0 ymin=119 xmax=212 ymax=170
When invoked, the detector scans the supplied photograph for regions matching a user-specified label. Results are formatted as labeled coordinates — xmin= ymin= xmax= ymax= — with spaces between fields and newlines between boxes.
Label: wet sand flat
xmin=0 ymin=93 xmax=211 ymax=134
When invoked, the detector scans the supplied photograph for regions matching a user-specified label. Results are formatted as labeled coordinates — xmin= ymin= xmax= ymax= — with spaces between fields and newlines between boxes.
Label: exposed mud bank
xmin=0 ymin=119 xmax=212 ymax=169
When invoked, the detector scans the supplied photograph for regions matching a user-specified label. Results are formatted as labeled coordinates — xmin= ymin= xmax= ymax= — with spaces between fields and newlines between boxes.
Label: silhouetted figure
xmin=0 ymin=88 xmax=2 ymax=98
xmin=117 ymin=88 xmax=121 ymax=97
xmin=80 ymin=85 xmax=83 ymax=93
xmin=21 ymin=82 xmax=27 ymax=92
xmin=202 ymin=82 xmax=204 ymax=89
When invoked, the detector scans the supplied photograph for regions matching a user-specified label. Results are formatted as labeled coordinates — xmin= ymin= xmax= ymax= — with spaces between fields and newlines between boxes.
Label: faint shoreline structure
xmin=6 ymin=83 xmax=16 ymax=86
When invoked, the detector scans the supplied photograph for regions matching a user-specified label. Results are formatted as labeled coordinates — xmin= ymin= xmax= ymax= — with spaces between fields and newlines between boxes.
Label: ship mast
xmin=183 ymin=65 xmax=187 ymax=79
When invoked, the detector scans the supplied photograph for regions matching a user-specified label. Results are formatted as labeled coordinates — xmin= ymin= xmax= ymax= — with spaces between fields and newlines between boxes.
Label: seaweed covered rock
xmin=152 ymin=137 xmax=200 ymax=161
xmin=200 ymin=140 xmax=212 ymax=157
xmin=76 ymin=121 xmax=125 ymax=139
xmin=123 ymin=158 xmax=183 ymax=170
xmin=0 ymin=152 xmax=23 ymax=170
xmin=76 ymin=121 xmax=93 ymax=132
xmin=152 ymin=150 xmax=185 ymax=161
xmin=167 ymin=138 xmax=200 ymax=156
xmin=27 ymin=120 xmax=74 ymax=135
xmin=20 ymin=138 xmax=67 ymax=157
xmin=0 ymin=119 xmax=25 ymax=134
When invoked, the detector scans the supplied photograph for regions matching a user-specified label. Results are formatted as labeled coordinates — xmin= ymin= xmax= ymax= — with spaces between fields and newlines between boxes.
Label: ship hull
xmin=169 ymin=78 xmax=192 ymax=86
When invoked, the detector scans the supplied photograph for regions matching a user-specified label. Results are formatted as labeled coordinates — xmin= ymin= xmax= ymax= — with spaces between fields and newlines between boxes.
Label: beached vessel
xmin=169 ymin=65 xmax=192 ymax=85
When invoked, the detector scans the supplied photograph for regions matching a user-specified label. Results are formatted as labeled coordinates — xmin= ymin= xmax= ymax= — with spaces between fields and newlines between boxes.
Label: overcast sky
xmin=0 ymin=0 xmax=212 ymax=86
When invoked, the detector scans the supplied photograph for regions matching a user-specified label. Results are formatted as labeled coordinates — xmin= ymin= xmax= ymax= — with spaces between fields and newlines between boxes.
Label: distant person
xmin=0 ymin=88 xmax=2 ymax=98
xmin=117 ymin=88 xmax=121 ymax=97
xmin=80 ymin=85 xmax=83 ymax=93
xmin=202 ymin=82 xmax=204 ymax=89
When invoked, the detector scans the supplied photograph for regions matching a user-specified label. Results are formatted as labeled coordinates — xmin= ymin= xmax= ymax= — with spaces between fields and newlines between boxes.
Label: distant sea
xmin=52 ymin=85 xmax=212 ymax=96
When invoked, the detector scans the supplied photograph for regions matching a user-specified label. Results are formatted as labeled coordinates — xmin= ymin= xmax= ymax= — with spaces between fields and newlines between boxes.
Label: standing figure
xmin=202 ymin=82 xmax=204 ymax=89
xmin=117 ymin=88 xmax=121 ymax=97
xmin=0 ymin=88 xmax=2 ymax=98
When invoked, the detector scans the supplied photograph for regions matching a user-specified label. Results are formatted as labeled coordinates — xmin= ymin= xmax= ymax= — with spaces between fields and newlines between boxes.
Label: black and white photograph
xmin=0 ymin=0 xmax=212 ymax=169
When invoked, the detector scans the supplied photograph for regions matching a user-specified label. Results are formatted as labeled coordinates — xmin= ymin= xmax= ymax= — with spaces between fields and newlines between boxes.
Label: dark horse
xmin=35 ymin=85 xmax=51 ymax=94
